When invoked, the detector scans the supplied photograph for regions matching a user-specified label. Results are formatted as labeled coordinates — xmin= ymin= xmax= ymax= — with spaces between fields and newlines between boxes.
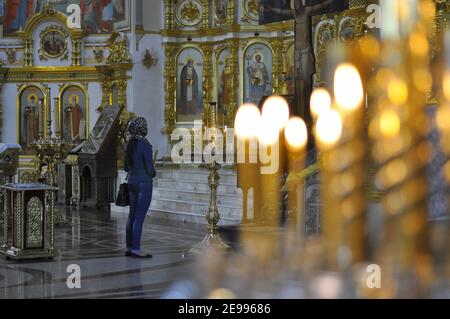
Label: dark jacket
xmin=124 ymin=138 xmax=157 ymax=184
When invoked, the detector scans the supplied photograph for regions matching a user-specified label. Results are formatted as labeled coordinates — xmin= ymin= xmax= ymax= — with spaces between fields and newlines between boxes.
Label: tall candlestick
xmin=54 ymin=98 xmax=60 ymax=138
xmin=38 ymin=98 xmax=44 ymax=139
xmin=46 ymin=87 xmax=51 ymax=137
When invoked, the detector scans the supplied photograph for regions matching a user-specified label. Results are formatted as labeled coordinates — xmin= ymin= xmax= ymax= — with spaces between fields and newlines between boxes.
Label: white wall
xmin=131 ymin=34 xmax=166 ymax=158
xmin=143 ymin=0 xmax=163 ymax=31
xmin=1 ymin=84 xmax=19 ymax=144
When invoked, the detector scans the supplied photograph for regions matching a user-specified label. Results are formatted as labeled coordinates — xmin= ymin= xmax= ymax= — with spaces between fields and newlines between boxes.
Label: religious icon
xmin=19 ymin=86 xmax=45 ymax=153
xmin=217 ymin=48 xmax=231 ymax=123
xmin=4 ymin=0 xmax=130 ymax=35
xmin=177 ymin=48 xmax=204 ymax=122
xmin=215 ymin=0 xmax=227 ymax=24
xmin=244 ymin=0 xmax=259 ymax=20
xmin=4 ymin=0 xmax=41 ymax=33
xmin=24 ymin=95 xmax=40 ymax=147
xmin=244 ymin=44 xmax=272 ymax=105
xmin=41 ymin=28 xmax=67 ymax=58
xmin=61 ymin=86 xmax=88 ymax=145
xmin=180 ymin=59 xmax=200 ymax=114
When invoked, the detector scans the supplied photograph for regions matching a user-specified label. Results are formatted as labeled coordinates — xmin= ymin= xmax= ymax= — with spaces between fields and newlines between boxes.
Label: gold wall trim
xmin=161 ymin=21 xmax=294 ymax=37
xmin=3 ymin=66 xmax=104 ymax=83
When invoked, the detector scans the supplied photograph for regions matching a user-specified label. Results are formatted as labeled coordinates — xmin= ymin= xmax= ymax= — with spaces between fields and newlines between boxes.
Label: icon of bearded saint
xmin=179 ymin=59 xmax=202 ymax=116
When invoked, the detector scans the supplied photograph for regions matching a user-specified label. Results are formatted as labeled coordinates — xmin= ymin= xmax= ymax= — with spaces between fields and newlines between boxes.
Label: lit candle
xmin=258 ymin=96 xmax=289 ymax=226
xmin=310 ymin=88 xmax=332 ymax=121
xmin=284 ymin=116 xmax=308 ymax=231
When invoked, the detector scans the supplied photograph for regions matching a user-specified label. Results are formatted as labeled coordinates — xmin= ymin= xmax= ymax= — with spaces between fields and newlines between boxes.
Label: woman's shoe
xmin=131 ymin=252 xmax=153 ymax=258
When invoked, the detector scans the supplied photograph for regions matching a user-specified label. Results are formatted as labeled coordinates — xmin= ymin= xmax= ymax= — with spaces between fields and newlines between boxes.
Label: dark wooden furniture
xmin=71 ymin=105 xmax=124 ymax=209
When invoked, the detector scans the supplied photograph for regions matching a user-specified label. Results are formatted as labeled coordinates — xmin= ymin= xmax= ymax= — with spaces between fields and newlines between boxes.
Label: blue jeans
xmin=126 ymin=182 xmax=153 ymax=253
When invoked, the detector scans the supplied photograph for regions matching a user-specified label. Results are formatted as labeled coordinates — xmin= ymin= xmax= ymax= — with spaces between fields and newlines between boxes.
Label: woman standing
xmin=124 ymin=117 xmax=156 ymax=258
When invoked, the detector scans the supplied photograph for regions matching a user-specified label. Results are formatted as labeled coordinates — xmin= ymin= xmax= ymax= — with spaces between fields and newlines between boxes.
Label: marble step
xmin=150 ymin=198 xmax=242 ymax=220
xmin=148 ymin=208 xmax=241 ymax=226
xmin=109 ymin=205 xmax=240 ymax=226
xmin=154 ymin=178 xmax=242 ymax=195
xmin=152 ymin=188 xmax=243 ymax=207
xmin=156 ymin=170 xmax=237 ymax=184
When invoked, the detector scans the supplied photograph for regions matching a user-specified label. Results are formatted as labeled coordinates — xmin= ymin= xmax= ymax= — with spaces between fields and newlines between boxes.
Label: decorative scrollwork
xmin=106 ymin=33 xmax=132 ymax=64
xmin=26 ymin=197 xmax=43 ymax=249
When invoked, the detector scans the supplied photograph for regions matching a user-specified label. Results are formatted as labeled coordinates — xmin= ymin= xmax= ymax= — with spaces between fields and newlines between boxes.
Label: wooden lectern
xmin=72 ymin=105 xmax=124 ymax=209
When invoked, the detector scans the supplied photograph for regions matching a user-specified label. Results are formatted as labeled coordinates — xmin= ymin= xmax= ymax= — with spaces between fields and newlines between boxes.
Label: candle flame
xmin=334 ymin=63 xmax=364 ymax=111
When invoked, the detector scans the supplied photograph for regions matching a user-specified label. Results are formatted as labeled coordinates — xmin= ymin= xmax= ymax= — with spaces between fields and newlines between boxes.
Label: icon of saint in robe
xmin=63 ymin=95 xmax=85 ymax=144
xmin=23 ymin=95 xmax=40 ymax=148
xmin=246 ymin=54 xmax=270 ymax=105
xmin=179 ymin=58 xmax=201 ymax=116
xmin=219 ymin=57 xmax=232 ymax=117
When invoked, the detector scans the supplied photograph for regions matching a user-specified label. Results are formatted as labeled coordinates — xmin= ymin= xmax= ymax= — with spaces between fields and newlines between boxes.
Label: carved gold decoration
xmin=14 ymin=192 xmax=23 ymax=249
xmin=19 ymin=170 xmax=41 ymax=184
xmin=243 ymin=0 xmax=260 ymax=22
xmin=26 ymin=197 xmax=44 ymax=249
xmin=6 ymin=48 xmax=17 ymax=65
xmin=96 ymin=63 xmax=132 ymax=107
xmin=2 ymin=190 xmax=8 ymax=251
xmin=164 ymin=0 xmax=176 ymax=30
xmin=270 ymin=37 xmax=284 ymax=94
xmin=163 ymin=43 xmax=180 ymax=136
xmin=4 ymin=66 xmax=105 ymax=83
xmin=226 ymin=40 xmax=240 ymax=127
xmin=39 ymin=25 xmax=69 ymax=60
xmin=143 ymin=49 xmax=159 ymax=69
xmin=93 ymin=48 xmax=105 ymax=64
xmin=201 ymin=44 xmax=213 ymax=127
xmin=312 ymin=7 xmax=369 ymax=88
xmin=176 ymin=0 xmax=203 ymax=27
xmin=227 ymin=0 xmax=235 ymax=24
xmin=214 ymin=0 xmax=228 ymax=25
xmin=106 ymin=33 xmax=132 ymax=64
xmin=72 ymin=39 xmax=82 ymax=66
xmin=161 ymin=20 xmax=294 ymax=37
xmin=201 ymin=0 xmax=210 ymax=29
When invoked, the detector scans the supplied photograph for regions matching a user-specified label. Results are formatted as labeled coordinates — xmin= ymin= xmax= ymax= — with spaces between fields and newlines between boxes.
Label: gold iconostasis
xmin=162 ymin=0 xmax=371 ymax=137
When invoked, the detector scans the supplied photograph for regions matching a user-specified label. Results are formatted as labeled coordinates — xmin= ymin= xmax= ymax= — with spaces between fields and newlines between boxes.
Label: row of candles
xmin=229 ymin=0 xmax=449 ymax=297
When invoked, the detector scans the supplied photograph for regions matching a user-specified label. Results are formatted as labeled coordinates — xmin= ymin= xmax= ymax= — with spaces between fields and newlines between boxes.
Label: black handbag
xmin=116 ymin=178 xmax=130 ymax=207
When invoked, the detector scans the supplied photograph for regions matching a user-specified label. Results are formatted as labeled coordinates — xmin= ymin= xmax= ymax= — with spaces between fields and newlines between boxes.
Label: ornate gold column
xmin=227 ymin=0 xmax=235 ymax=25
xmin=225 ymin=39 xmax=239 ymax=127
xmin=201 ymin=0 xmax=210 ymax=29
xmin=24 ymin=39 xmax=33 ymax=67
xmin=71 ymin=39 xmax=82 ymax=66
xmin=116 ymin=79 xmax=128 ymax=107
xmin=201 ymin=44 xmax=214 ymax=126
xmin=270 ymin=37 xmax=285 ymax=95
xmin=163 ymin=43 xmax=178 ymax=136
xmin=101 ymin=80 xmax=112 ymax=106
xmin=164 ymin=0 xmax=175 ymax=30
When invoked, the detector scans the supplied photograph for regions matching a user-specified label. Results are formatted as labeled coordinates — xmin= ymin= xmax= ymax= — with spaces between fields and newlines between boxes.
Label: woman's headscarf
xmin=128 ymin=117 xmax=148 ymax=139
xmin=126 ymin=117 xmax=149 ymax=169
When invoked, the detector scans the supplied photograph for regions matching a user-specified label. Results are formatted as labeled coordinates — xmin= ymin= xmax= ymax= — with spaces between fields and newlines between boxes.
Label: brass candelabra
xmin=32 ymin=97 xmax=67 ymax=226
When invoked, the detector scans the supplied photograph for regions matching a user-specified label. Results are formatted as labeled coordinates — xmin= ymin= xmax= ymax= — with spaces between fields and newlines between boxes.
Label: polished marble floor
xmin=0 ymin=208 xmax=206 ymax=299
